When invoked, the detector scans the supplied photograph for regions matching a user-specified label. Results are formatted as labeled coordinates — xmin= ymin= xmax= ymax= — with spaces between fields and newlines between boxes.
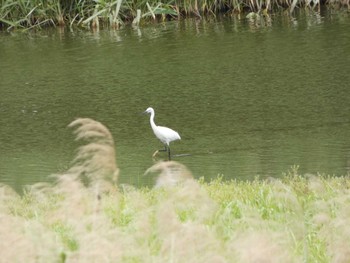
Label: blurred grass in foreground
xmin=1 ymin=166 xmax=350 ymax=262
xmin=1 ymin=118 xmax=349 ymax=262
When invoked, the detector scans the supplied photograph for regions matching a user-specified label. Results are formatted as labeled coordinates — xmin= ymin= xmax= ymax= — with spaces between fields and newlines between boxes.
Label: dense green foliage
xmin=0 ymin=0 xmax=346 ymax=30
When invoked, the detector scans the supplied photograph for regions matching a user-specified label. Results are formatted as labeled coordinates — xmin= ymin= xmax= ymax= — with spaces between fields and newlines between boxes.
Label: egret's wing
xmin=156 ymin=126 xmax=181 ymax=143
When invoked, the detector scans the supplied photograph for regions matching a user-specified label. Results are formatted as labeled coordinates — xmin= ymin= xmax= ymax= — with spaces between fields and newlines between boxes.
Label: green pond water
xmin=1 ymin=9 xmax=350 ymax=189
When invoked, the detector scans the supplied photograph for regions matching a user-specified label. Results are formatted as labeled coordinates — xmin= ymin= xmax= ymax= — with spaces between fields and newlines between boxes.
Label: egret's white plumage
xmin=144 ymin=107 xmax=181 ymax=160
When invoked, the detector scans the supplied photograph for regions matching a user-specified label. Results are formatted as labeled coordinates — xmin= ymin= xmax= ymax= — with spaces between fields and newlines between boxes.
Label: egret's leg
xmin=158 ymin=145 xmax=167 ymax=152
xmin=168 ymin=147 xmax=171 ymax=161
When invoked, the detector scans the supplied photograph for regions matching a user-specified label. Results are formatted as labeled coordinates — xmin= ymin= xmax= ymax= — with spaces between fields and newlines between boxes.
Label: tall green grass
xmin=0 ymin=0 xmax=348 ymax=30
xmin=0 ymin=118 xmax=350 ymax=262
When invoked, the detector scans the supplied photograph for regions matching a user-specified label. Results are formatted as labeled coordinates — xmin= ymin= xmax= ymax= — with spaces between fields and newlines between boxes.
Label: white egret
xmin=143 ymin=107 xmax=181 ymax=160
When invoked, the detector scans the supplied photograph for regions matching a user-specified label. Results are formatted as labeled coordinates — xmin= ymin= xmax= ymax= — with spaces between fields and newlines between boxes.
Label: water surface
xmin=1 ymin=9 xmax=350 ymax=189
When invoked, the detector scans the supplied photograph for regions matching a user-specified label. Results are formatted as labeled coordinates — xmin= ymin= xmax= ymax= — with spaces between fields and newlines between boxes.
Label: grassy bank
xmin=0 ymin=0 xmax=348 ymax=30
xmin=1 ymin=168 xmax=350 ymax=262
xmin=1 ymin=119 xmax=350 ymax=262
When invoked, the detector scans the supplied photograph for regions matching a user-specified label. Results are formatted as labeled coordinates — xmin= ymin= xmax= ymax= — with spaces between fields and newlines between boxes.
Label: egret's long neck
xmin=149 ymin=111 xmax=157 ymax=131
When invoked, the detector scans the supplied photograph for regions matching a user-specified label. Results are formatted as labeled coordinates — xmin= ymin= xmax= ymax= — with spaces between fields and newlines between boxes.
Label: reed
xmin=145 ymin=161 xmax=194 ymax=187
xmin=0 ymin=0 xmax=347 ymax=30
xmin=66 ymin=118 xmax=119 ymax=196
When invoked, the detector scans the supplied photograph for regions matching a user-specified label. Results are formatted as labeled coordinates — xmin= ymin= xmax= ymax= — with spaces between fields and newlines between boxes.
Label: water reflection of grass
xmin=0 ymin=0 xmax=346 ymax=30
xmin=1 ymin=119 xmax=349 ymax=262
xmin=1 ymin=167 xmax=350 ymax=262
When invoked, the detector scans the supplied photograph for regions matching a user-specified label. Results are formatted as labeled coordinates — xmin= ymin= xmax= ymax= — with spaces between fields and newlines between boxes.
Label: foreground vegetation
xmin=0 ymin=0 xmax=348 ymax=30
xmin=1 ymin=167 xmax=350 ymax=262
xmin=0 ymin=118 xmax=350 ymax=262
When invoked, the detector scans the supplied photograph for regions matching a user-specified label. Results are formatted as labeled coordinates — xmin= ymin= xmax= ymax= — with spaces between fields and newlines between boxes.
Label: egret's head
xmin=143 ymin=107 xmax=154 ymax=114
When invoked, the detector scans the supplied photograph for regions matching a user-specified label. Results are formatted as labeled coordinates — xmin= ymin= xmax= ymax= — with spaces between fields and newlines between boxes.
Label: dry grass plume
xmin=67 ymin=118 xmax=119 ymax=193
